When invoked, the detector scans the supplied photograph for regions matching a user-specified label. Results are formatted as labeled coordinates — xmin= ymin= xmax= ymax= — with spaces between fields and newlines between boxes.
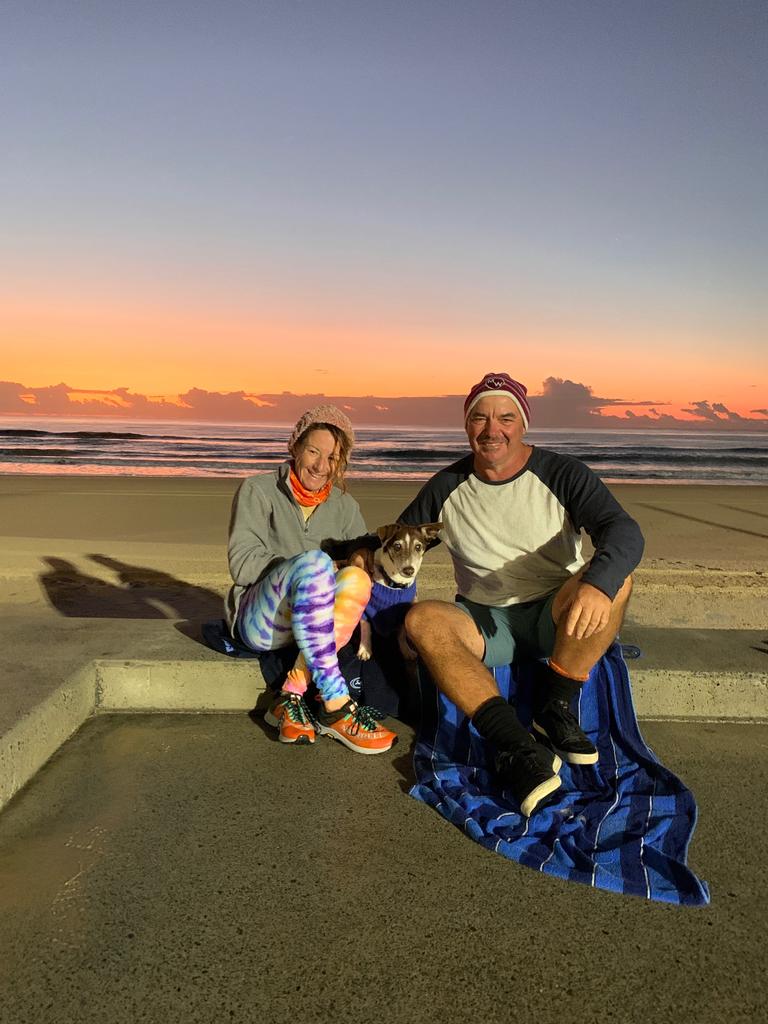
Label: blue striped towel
xmin=410 ymin=642 xmax=710 ymax=905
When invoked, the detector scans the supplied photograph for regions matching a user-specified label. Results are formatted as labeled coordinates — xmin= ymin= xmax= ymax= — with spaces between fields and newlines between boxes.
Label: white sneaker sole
xmin=314 ymin=721 xmax=396 ymax=755
xmin=264 ymin=708 xmax=315 ymax=744
xmin=520 ymin=773 xmax=562 ymax=817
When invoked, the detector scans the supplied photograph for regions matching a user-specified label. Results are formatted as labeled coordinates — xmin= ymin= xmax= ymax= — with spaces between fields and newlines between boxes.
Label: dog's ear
xmin=321 ymin=533 xmax=380 ymax=560
xmin=376 ymin=523 xmax=400 ymax=544
xmin=419 ymin=522 xmax=443 ymax=542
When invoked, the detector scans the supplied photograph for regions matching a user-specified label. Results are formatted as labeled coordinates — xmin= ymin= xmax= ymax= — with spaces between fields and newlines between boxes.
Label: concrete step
xmin=2 ymin=626 xmax=767 ymax=814
xmin=618 ymin=626 xmax=768 ymax=720
xmin=93 ymin=627 xmax=768 ymax=718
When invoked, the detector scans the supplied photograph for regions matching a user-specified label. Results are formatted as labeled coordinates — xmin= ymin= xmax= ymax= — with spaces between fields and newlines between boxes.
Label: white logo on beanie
xmin=464 ymin=372 xmax=529 ymax=428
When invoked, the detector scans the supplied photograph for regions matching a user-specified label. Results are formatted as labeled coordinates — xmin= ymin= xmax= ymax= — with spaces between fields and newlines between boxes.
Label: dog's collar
xmin=377 ymin=566 xmax=412 ymax=590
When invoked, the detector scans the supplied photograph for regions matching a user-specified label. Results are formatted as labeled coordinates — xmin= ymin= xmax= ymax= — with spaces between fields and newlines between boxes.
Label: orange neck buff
xmin=289 ymin=465 xmax=333 ymax=507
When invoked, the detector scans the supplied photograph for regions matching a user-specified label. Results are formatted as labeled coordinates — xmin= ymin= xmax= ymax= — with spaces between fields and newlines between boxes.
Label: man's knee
xmin=405 ymin=600 xmax=483 ymax=658
xmin=406 ymin=599 xmax=456 ymax=630
xmin=615 ymin=573 xmax=633 ymax=605
xmin=555 ymin=570 xmax=634 ymax=616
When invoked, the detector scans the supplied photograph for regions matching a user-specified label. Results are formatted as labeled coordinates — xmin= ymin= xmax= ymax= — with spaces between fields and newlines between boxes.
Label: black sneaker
xmin=494 ymin=743 xmax=562 ymax=817
xmin=532 ymin=699 xmax=598 ymax=765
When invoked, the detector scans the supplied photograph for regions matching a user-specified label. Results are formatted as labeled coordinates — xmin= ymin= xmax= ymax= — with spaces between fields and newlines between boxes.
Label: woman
xmin=226 ymin=404 xmax=396 ymax=754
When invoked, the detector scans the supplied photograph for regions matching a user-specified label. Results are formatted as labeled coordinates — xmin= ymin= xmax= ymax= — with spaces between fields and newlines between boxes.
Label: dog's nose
xmin=402 ymin=566 xmax=415 ymax=577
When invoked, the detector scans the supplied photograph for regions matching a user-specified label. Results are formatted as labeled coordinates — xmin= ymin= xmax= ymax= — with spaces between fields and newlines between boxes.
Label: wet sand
xmin=1 ymin=473 xmax=766 ymax=569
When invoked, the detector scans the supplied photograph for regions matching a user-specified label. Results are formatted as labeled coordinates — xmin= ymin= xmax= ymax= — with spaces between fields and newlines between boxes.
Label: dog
xmin=357 ymin=522 xmax=442 ymax=661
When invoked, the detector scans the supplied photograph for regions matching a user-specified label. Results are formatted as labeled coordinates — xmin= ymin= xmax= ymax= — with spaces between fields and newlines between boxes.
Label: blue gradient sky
xmin=2 ymin=0 xmax=766 ymax=424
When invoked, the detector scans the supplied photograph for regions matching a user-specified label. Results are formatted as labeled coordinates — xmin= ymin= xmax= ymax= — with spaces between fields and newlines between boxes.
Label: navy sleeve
xmin=398 ymin=482 xmax=442 ymax=527
xmin=398 ymin=455 xmax=473 ymax=544
xmin=530 ymin=450 xmax=644 ymax=599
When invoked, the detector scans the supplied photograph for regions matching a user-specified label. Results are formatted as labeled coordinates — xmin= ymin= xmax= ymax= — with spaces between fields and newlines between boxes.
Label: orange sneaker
xmin=314 ymin=700 xmax=397 ymax=755
xmin=264 ymin=693 xmax=316 ymax=745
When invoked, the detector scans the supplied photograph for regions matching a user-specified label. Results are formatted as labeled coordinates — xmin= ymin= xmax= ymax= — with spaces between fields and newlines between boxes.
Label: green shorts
xmin=455 ymin=592 xmax=557 ymax=668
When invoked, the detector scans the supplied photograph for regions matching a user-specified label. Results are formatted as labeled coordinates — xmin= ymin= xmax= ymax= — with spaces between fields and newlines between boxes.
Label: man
xmin=399 ymin=372 xmax=644 ymax=816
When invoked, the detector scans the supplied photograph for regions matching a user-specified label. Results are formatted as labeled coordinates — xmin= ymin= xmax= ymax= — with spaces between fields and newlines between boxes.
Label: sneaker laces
xmin=281 ymin=694 xmax=313 ymax=725
xmin=543 ymin=698 xmax=576 ymax=723
xmin=539 ymin=699 xmax=586 ymax=742
xmin=343 ymin=701 xmax=385 ymax=734
xmin=497 ymin=745 xmax=544 ymax=773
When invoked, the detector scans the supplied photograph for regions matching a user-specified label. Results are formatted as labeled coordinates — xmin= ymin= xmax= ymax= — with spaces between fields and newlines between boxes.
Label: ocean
xmin=1 ymin=418 xmax=767 ymax=484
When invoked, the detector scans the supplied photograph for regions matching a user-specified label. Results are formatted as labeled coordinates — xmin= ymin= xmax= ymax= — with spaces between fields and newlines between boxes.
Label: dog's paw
xmin=357 ymin=643 xmax=372 ymax=661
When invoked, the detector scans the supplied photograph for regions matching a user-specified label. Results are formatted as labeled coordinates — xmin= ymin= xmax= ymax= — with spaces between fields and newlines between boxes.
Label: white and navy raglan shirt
xmin=399 ymin=448 xmax=644 ymax=607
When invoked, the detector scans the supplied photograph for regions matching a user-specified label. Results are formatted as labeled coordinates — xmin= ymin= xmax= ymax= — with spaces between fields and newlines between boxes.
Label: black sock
xmin=472 ymin=696 xmax=531 ymax=752
xmin=536 ymin=663 xmax=583 ymax=709
xmin=314 ymin=698 xmax=352 ymax=724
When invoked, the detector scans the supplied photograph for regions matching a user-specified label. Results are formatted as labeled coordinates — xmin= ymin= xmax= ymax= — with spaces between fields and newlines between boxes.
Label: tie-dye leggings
xmin=236 ymin=549 xmax=371 ymax=703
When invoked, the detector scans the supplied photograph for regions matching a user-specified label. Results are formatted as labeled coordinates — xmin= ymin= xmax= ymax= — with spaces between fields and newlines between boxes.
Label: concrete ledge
xmin=3 ymin=649 xmax=768 ymax=815
xmin=95 ymin=659 xmax=265 ymax=712
xmin=0 ymin=655 xmax=268 ymax=812
xmin=632 ymin=669 xmax=768 ymax=720
xmin=0 ymin=663 xmax=95 ymax=811
xmin=98 ymin=659 xmax=768 ymax=721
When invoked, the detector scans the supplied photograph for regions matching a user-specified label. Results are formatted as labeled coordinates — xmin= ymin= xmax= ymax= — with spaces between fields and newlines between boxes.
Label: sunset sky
xmin=2 ymin=1 xmax=766 ymax=428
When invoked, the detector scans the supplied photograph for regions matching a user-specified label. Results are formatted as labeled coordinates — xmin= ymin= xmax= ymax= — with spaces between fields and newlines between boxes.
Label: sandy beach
xmin=2 ymin=473 xmax=767 ymax=558
xmin=1 ymin=474 xmax=766 ymax=618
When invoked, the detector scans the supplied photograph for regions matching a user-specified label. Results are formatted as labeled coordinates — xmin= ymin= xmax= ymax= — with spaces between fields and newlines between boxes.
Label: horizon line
xmin=2 ymin=412 xmax=768 ymax=435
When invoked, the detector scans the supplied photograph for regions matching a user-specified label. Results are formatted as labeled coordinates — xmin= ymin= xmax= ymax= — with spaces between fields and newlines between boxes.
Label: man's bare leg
xmin=531 ymin=574 xmax=634 ymax=764
xmin=403 ymin=600 xmax=492 ymax=716
xmin=550 ymin=573 xmax=633 ymax=676
xmin=405 ymin=600 xmax=561 ymax=816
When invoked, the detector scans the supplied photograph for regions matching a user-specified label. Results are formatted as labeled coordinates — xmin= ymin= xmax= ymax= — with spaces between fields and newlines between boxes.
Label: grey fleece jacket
xmin=226 ymin=461 xmax=368 ymax=633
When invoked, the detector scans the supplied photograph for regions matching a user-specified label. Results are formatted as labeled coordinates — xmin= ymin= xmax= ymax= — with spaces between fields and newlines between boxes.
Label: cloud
xmin=1 ymin=379 xmax=766 ymax=430
xmin=681 ymin=400 xmax=748 ymax=423
xmin=682 ymin=400 xmax=720 ymax=422
xmin=0 ymin=382 xmax=283 ymax=421
xmin=712 ymin=402 xmax=747 ymax=422
xmin=529 ymin=377 xmax=663 ymax=428
xmin=15 ymin=382 xmax=74 ymax=413
xmin=177 ymin=388 xmax=275 ymax=418
xmin=0 ymin=381 xmax=465 ymax=426
xmin=0 ymin=381 xmax=34 ymax=412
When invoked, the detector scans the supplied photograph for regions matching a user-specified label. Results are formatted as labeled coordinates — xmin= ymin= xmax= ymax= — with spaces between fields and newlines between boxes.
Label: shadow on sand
xmin=638 ymin=503 xmax=768 ymax=540
xmin=39 ymin=554 xmax=223 ymax=620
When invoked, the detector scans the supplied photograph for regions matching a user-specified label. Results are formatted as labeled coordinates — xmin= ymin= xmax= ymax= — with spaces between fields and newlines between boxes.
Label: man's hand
xmin=564 ymin=583 xmax=612 ymax=640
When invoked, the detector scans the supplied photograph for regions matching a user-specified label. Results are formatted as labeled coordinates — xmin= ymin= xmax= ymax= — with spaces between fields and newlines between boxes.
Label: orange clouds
xmin=1 ymin=378 xmax=766 ymax=430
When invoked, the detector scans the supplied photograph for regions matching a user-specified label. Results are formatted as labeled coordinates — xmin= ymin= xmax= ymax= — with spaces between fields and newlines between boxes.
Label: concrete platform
xmin=0 ymin=714 xmax=766 ymax=1024
xmin=2 ymin=614 xmax=767 ymax=812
